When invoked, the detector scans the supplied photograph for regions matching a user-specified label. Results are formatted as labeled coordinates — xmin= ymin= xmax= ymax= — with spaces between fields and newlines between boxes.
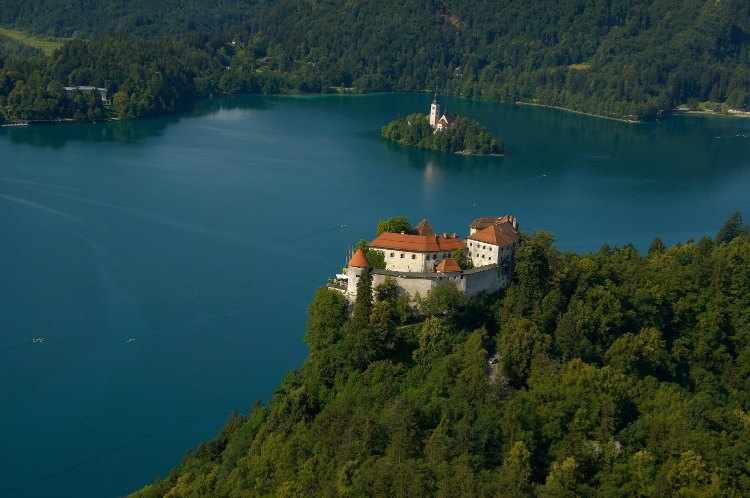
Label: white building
xmin=63 ymin=86 xmax=111 ymax=106
xmin=368 ymin=219 xmax=465 ymax=272
xmin=429 ymin=96 xmax=456 ymax=131
xmin=467 ymin=216 xmax=520 ymax=268
xmin=331 ymin=216 xmax=520 ymax=303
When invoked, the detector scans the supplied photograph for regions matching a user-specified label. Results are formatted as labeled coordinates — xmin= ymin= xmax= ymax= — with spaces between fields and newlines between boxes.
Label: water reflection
xmin=0 ymin=95 xmax=274 ymax=148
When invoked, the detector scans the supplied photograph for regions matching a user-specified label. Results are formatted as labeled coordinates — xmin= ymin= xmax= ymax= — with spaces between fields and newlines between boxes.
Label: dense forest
xmin=382 ymin=113 xmax=504 ymax=155
xmin=2 ymin=0 xmax=750 ymax=124
xmin=130 ymin=214 xmax=750 ymax=497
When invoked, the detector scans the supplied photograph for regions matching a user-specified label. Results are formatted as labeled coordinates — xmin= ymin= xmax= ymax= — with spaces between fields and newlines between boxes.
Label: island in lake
xmin=382 ymin=96 xmax=504 ymax=156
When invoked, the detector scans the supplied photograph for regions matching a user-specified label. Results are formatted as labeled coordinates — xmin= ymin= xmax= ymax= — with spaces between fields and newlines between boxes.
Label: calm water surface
xmin=1 ymin=94 xmax=748 ymax=497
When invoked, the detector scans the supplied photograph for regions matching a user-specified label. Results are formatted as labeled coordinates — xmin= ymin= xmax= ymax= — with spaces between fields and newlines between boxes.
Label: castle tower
xmin=345 ymin=248 xmax=370 ymax=300
xmin=429 ymin=95 xmax=440 ymax=129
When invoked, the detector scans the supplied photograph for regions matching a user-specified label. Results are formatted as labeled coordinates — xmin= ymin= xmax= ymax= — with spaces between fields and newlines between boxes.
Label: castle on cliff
xmin=329 ymin=215 xmax=520 ymax=302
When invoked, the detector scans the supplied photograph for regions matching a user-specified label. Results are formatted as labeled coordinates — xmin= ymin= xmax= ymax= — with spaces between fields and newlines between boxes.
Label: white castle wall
xmin=368 ymin=264 xmax=505 ymax=302
xmin=461 ymin=265 xmax=504 ymax=297
xmin=372 ymin=248 xmax=455 ymax=273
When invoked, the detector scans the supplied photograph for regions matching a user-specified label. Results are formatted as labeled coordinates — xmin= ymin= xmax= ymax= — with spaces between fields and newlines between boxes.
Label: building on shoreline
xmin=63 ymin=86 xmax=111 ymax=106
xmin=329 ymin=216 xmax=520 ymax=302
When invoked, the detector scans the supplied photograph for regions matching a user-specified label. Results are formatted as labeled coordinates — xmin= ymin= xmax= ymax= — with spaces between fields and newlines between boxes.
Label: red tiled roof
xmin=348 ymin=248 xmax=369 ymax=268
xmin=370 ymin=232 xmax=465 ymax=252
xmin=469 ymin=223 xmax=519 ymax=247
xmin=436 ymin=258 xmax=461 ymax=273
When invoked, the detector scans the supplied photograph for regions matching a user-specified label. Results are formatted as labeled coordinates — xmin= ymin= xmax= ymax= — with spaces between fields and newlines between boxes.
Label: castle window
xmin=400 ymin=253 xmax=404 ymax=258
xmin=390 ymin=252 xmax=394 ymax=257
xmin=411 ymin=254 xmax=416 ymax=259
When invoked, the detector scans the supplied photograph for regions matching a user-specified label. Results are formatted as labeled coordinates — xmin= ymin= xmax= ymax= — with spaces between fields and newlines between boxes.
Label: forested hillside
xmin=0 ymin=0 xmax=256 ymax=37
xmin=131 ymin=215 xmax=750 ymax=497
xmin=1 ymin=0 xmax=749 ymax=121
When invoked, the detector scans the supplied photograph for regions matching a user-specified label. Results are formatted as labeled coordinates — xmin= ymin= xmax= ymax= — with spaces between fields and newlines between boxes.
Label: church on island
xmin=329 ymin=216 xmax=520 ymax=302
xmin=429 ymin=95 xmax=456 ymax=131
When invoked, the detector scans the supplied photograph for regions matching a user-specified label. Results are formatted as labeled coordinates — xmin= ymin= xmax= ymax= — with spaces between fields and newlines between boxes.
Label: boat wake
xmin=0 ymin=194 xmax=81 ymax=223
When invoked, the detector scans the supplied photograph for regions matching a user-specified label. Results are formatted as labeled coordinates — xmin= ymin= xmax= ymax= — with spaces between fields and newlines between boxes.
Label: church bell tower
xmin=429 ymin=94 xmax=440 ymax=129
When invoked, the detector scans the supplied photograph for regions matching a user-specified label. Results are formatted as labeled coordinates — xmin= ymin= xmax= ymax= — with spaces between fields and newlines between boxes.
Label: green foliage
xmin=382 ymin=113 xmax=503 ymax=155
xmin=132 ymin=227 xmax=750 ymax=497
xmin=2 ymin=0 xmax=750 ymax=125
xmin=354 ymin=239 xmax=386 ymax=269
xmin=604 ymin=327 xmax=671 ymax=377
xmin=376 ymin=216 xmax=415 ymax=236
xmin=4 ymin=1 xmax=750 ymax=122
xmin=352 ymin=269 xmax=373 ymax=326
xmin=649 ymin=237 xmax=667 ymax=256
xmin=497 ymin=317 xmax=550 ymax=386
xmin=716 ymin=211 xmax=748 ymax=244
xmin=418 ymin=281 xmax=464 ymax=319
xmin=306 ymin=288 xmax=348 ymax=353
xmin=0 ymin=27 xmax=64 ymax=56
xmin=452 ymin=247 xmax=474 ymax=270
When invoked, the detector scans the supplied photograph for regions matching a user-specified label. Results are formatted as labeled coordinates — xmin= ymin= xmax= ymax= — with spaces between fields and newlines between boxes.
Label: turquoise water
xmin=1 ymin=94 xmax=748 ymax=497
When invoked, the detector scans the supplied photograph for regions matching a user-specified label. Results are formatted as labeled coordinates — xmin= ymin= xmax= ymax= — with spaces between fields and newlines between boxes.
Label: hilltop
xmin=131 ymin=214 xmax=750 ymax=497
xmin=1 ymin=0 xmax=749 ymax=124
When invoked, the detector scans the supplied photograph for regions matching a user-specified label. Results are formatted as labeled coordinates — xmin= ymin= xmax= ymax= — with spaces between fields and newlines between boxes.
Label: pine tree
xmin=649 ymin=237 xmax=666 ymax=256
xmin=716 ymin=211 xmax=746 ymax=244
xmin=352 ymin=269 xmax=372 ymax=325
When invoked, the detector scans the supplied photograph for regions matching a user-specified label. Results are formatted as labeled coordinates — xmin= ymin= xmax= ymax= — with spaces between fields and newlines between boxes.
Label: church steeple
xmin=429 ymin=94 xmax=440 ymax=129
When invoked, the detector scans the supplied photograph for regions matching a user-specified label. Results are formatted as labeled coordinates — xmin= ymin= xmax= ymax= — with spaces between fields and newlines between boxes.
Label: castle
xmin=429 ymin=95 xmax=456 ymax=131
xmin=329 ymin=216 xmax=520 ymax=302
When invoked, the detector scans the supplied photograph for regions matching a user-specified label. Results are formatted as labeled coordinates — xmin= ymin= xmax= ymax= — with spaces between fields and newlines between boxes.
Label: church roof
xmin=436 ymin=258 xmax=461 ymax=273
xmin=348 ymin=248 xmax=370 ymax=268
xmin=416 ymin=218 xmax=434 ymax=236
xmin=469 ymin=223 xmax=519 ymax=247
xmin=370 ymin=232 xmax=465 ymax=252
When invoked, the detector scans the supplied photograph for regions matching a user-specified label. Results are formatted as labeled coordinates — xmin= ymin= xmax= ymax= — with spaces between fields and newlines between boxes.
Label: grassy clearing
xmin=0 ymin=27 xmax=66 ymax=56
xmin=568 ymin=63 xmax=592 ymax=71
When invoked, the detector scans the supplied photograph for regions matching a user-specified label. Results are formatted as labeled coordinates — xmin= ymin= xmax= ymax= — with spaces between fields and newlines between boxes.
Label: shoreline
xmin=515 ymin=101 xmax=641 ymax=124
xmin=4 ymin=92 xmax=749 ymax=129
xmin=455 ymin=150 xmax=505 ymax=157
xmin=1 ymin=117 xmax=117 ymax=127
xmin=672 ymin=109 xmax=750 ymax=120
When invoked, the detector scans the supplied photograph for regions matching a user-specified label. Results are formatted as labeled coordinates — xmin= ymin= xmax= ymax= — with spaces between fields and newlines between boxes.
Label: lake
xmin=1 ymin=93 xmax=748 ymax=497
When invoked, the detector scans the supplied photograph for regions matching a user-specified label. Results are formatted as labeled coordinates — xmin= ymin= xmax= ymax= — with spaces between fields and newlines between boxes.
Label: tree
xmin=498 ymin=441 xmax=533 ymax=498
xmin=413 ymin=316 xmax=451 ymax=366
xmin=305 ymin=287 xmax=348 ymax=352
xmin=376 ymin=216 xmax=415 ymax=236
xmin=513 ymin=232 xmax=555 ymax=311
xmin=498 ymin=317 xmax=549 ymax=386
xmin=539 ymin=457 xmax=583 ymax=498
xmin=604 ymin=327 xmax=669 ymax=377
xmin=352 ymin=269 xmax=373 ymax=325
xmin=658 ymin=451 xmax=720 ymax=497
xmin=649 ymin=237 xmax=666 ymax=256
xmin=716 ymin=211 xmax=747 ymax=244
xmin=369 ymin=299 xmax=397 ymax=351
xmin=420 ymin=281 xmax=463 ymax=318
xmin=375 ymin=277 xmax=399 ymax=302
xmin=452 ymin=248 xmax=473 ymax=270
